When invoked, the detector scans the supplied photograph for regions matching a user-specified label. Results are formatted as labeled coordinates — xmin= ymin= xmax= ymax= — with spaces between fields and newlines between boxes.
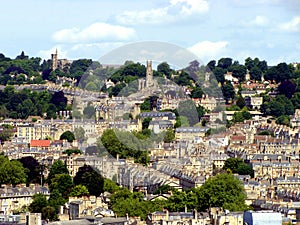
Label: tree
xmin=223 ymin=158 xmax=253 ymax=177
xmin=47 ymin=160 xmax=69 ymax=185
xmin=60 ymin=131 xmax=75 ymax=142
xmin=42 ymin=206 xmax=58 ymax=221
xmin=237 ymin=164 xmax=254 ymax=177
xmin=18 ymin=156 xmax=41 ymax=184
xmin=278 ymin=80 xmax=296 ymax=99
xmin=74 ymin=127 xmax=86 ymax=143
xmin=0 ymin=126 xmax=13 ymax=142
xmin=212 ymin=67 xmax=225 ymax=84
xmin=230 ymin=64 xmax=247 ymax=82
xmin=50 ymin=91 xmax=67 ymax=112
xmin=69 ymin=184 xmax=90 ymax=197
xmin=276 ymin=115 xmax=290 ymax=126
xmin=197 ymin=173 xmax=248 ymax=211
xmin=153 ymin=184 xmax=175 ymax=195
xmin=163 ymin=129 xmax=175 ymax=143
xmin=48 ymin=189 xmax=67 ymax=211
xmin=157 ymin=62 xmax=172 ymax=79
xmin=0 ymin=156 xmax=27 ymax=185
xmin=249 ymin=66 xmax=262 ymax=81
xmin=191 ymin=86 xmax=203 ymax=98
xmin=222 ymin=82 xmax=235 ymax=103
xmin=207 ymin=60 xmax=216 ymax=71
xmin=177 ymin=100 xmax=200 ymax=126
xmin=223 ymin=158 xmax=244 ymax=173
xmin=62 ymin=149 xmax=82 ymax=156
xmin=83 ymin=105 xmax=95 ymax=119
xmin=49 ymin=174 xmax=73 ymax=199
xmin=217 ymin=58 xmax=232 ymax=69
xmin=29 ymin=194 xmax=48 ymax=213
xmin=74 ymin=165 xmax=104 ymax=196
xmin=103 ymin=178 xmax=120 ymax=193
xmin=140 ymin=98 xmax=151 ymax=111
xmin=236 ymin=96 xmax=246 ymax=109
xmin=142 ymin=117 xmax=152 ymax=130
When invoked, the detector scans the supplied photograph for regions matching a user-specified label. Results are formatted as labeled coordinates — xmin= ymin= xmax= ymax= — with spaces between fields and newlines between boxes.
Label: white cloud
xmin=170 ymin=0 xmax=209 ymax=16
xmin=116 ymin=7 xmax=169 ymax=25
xmin=279 ymin=16 xmax=300 ymax=32
xmin=240 ymin=15 xmax=269 ymax=27
xmin=116 ymin=0 xmax=209 ymax=25
xmin=188 ymin=41 xmax=229 ymax=63
xmin=52 ymin=22 xmax=136 ymax=43
xmin=250 ymin=15 xmax=269 ymax=26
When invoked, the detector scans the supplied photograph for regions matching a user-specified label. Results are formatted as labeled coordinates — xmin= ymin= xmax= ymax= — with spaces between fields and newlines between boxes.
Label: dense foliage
xmin=0 ymin=155 xmax=27 ymax=185
xmin=109 ymin=173 xmax=248 ymax=219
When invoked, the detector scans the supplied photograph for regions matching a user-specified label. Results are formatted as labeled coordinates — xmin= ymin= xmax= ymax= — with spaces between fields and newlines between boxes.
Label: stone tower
xmin=146 ymin=60 xmax=153 ymax=88
xmin=51 ymin=49 xmax=58 ymax=71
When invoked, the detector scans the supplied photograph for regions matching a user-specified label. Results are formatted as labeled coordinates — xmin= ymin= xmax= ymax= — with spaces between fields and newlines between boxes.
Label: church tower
xmin=146 ymin=60 xmax=153 ymax=88
xmin=51 ymin=49 xmax=58 ymax=71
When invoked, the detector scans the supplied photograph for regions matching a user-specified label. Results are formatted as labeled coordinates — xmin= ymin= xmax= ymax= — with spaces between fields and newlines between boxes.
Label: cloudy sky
xmin=1 ymin=0 xmax=300 ymax=65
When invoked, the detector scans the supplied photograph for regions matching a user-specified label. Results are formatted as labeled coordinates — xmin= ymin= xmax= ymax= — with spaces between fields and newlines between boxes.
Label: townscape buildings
xmin=1 ymin=54 xmax=300 ymax=225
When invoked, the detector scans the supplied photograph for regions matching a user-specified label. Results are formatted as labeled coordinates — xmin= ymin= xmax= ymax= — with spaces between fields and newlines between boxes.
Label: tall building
xmin=146 ymin=60 xmax=153 ymax=87
xmin=51 ymin=49 xmax=58 ymax=71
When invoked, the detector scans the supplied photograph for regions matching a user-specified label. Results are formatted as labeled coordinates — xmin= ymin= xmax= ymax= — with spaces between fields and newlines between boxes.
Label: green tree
xmin=0 ymin=126 xmax=13 ymax=142
xmin=163 ymin=129 xmax=175 ymax=143
xmin=222 ymin=82 xmax=235 ymax=103
xmin=249 ymin=66 xmax=262 ymax=81
xmin=73 ymin=165 xmax=104 ymax=196
xmin=47 ymin=160 xmax=69 ymax=185
xmin=212 ymin=67 xmax=225 ymax=83
xmin=62 ymin=149 xmax=82 ymax=156
xmin=142 ymin=117 xmax=152 ymax=130
xmin=69 ymin=184 xmax=89 ymax=197
xmin=42 ymin=206 xmax=58 ymax=221
xmin=223 ymin=158 xmax=253 ymax=177
xmin=60 ymin=131 xmax=75 ymax=142
xmin=223 ymin=158 xmax=244 ymax=173
xmin=230 ymin=64 xmax=247 ymax=82
xmin=276 ymin=115 xmax=290 ymax=126
xmin=197 ymin=173 xmax=248 ymax=211
xmin=29 ymin=194 xmax=48 ymax=213
xmin=153 ymin=184 xmax=175 ymax=195
xmin=48 ymin=189 xmax=67 ymax=211
xmin=103 ymin=178 xmax=120 ymax=193
xmin=177 ymin=100 xmax=200 ymax=126
xmin=236 ymin=96 xmax=246 ymax=109
xmin=191 ymin=86 xmax=204 ymax=98
xmin=207 ymin=60 xmax=216 ymax=71
xmin=74 ymin=127 xmax=86 ymax=143
xmin=217 ymin=58 xmax=232 ymax=69
xmin=18 ymin=156 xmax=41 ymax=185
xmin=0 ymin=156 xmax=27 ymax=185
xmin=49 ymin=174 xmax=73 ymax=199
xmin=83 ymin=105 xmax=95 ymax=119
xmin=157 ymin=62 xmax=172 ymax=79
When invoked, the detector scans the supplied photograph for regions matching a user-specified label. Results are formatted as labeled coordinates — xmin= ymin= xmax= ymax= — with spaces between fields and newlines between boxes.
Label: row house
xmin=0 ymin=184 xmax=49 ymax=215
xmin=251 ymin=154 xmax=300 ymax=180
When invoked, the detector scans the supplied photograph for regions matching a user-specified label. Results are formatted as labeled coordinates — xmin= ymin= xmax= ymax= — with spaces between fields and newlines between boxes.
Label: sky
xmin=0 ymin=0 xmax=300 ymax=66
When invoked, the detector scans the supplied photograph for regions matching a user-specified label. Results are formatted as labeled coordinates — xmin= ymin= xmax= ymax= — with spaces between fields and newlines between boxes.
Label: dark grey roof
xmin=140 ymin=111 xmax=176 ymax=120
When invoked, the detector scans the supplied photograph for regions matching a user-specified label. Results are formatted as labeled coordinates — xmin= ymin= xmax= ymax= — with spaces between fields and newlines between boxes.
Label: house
xmin=146 ymin=210 xmax=211 ymax=225
xmin=0 ymin=184 xmax=50 ymax=215
xmin=175 ymin=127 xmax=209 ymax=140
xmin=27 ymin=139 xmax=51 ymax=156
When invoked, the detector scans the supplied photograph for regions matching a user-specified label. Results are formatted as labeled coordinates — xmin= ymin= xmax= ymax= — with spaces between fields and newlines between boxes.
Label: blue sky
xmin=1 ymin=0 xmax=300 ymax=65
